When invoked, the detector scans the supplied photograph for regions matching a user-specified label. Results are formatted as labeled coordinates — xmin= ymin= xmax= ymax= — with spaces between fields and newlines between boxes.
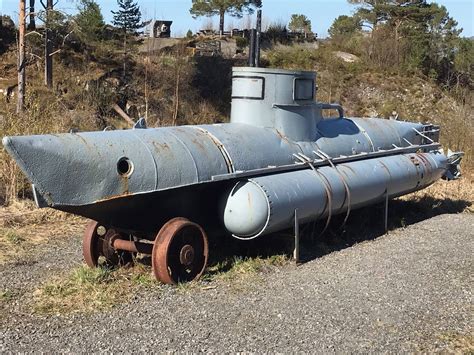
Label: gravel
xmin=1 ymin=213 xmax=472 ymax=352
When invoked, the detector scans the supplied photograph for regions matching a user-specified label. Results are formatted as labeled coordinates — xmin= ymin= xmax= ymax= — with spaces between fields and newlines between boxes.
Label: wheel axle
xmin=82 ymin=218 xmax=209 ymax=284
xmin=111 ymin=238 xmax=154 ymax=254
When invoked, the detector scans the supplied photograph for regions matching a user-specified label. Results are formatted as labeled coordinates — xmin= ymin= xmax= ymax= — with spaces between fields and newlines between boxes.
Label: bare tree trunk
xmin=27 ymin=0 xmax=35 ymax=30
xmin=144 ymin=50 xmax=149 ymax=120
xmin=173 ymin=70 xmax=180 ymax=126
xmin=394 ymin=19 xmax=401 ymax=68
xmin=17 ymin=0 xmax=26 ymax=113
xmin=123 ymin=31 xmax=127 ymax=79
xmin=144 ymin=62 xmax=148 ymax=120
xmin=219 ymin=10 xmax=225 ymax=36
xmin=44 ymin=0 xmax=53 ymax=88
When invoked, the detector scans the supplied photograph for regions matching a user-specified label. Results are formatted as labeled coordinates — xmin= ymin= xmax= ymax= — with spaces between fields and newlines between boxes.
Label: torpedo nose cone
xmin=3 ymin=134 xmax=87 ymax=206
xmin=221 ymin=181 xmax=270 ymax=238
xmin=2 ymin=132 xmax=131 ymax=207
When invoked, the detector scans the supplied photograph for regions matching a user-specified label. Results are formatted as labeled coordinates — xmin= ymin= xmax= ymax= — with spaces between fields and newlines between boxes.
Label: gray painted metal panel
xmin=3 ymin=127 xmax=229 ymax=206
xmin=199 ymin=123 xmax=299 ymax=171
xmin=3 ymin=117 xmax=448 ymax=208
xmin=230 ymin=67 xmax=319 ymax=141
xmin=221 ymin=152 xmax=447 ymax=239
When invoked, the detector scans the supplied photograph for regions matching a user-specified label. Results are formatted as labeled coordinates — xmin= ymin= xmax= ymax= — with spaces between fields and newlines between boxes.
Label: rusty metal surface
xmin=111 ymin=238 xmax=153 ymax=255
xmin=2 ymin=115 xmax=445 ymax=215
xmin=152 ymin=217 xmax=208 ymax=284
xmin=3 ymin=117 xmax=455 ymax=232
xmin=82 ymin=221 xmax=134 ymax=266
xmin=82 ymin=220 xmax=101 ymax=267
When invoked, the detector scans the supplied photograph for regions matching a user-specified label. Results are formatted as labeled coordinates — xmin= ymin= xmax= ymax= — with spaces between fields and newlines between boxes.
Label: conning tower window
xmin=294 ymin=78 xmax=314 ymax=101
xmin=232 ymin=76 xmax=265 ymax=100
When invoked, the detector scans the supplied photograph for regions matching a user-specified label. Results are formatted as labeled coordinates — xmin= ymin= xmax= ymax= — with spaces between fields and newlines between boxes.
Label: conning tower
xmin=230 ymin=67 xmax=324 ymax=141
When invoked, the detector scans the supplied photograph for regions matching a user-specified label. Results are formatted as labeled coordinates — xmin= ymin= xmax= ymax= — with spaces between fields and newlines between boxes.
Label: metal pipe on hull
xmin=221 ymin=152 xmax=447 ymax=239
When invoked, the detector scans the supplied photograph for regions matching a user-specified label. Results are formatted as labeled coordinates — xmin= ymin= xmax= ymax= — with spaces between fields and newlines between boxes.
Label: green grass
xmin=3 ymin=229 xmax=25 ymax=245
xmin=205 ymin=254 xmax=289 ymax=282
xmin=0 ymin=228 xmax=27 ymax=264
xmin=33 ymin=264 xmax=159 ymax=315
xmin=0 ymin=290 xmax=14 ymax=302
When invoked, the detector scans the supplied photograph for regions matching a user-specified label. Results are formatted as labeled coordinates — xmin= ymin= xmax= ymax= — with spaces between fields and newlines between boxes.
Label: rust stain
xmin=340 ymin=164 xmax=356 ymax=174
xmin=191 ymin=137 xmax=206 ymax=152
xmin=275 ymin=129 xmax=285 ymax=139
xmin=152 ymin=141 xmax=171 ymax=155
xmin=121 ymin=175 xmax=129 ymax=194
xmin=95 ymin=191 xmax=132 ymax=203
xmin=409 ymin=155 xmax=420 ymax=166
xmin=416 ymin=153 xmax=432 ymax=171
xmin=75 ymin=134 xmax=92 ymax=149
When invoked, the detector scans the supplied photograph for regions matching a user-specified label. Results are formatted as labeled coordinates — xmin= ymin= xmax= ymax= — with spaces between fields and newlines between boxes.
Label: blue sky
xmin=1 ymin=0 xmax=473 ymax=37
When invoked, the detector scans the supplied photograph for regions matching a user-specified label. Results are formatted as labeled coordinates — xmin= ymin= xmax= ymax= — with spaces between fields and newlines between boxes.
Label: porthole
xmin=117 ymin=157 xmax=133 ymax=177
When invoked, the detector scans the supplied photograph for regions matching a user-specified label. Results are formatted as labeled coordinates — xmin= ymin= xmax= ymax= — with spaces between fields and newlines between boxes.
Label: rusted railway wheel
xmin=82 ymin=220 xmax=134 ymax=267
xmin=152 ymin=217 xmax=209 ymax=284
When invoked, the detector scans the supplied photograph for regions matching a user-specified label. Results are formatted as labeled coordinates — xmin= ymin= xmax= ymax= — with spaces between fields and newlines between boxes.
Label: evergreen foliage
xmin=332 ymin=0 xmax=473 ymax=88
xmin=75 ymin=0 xmax=105 ymax=44
xmin=190 ymin=0 xmax=262 ymax=34
xmin=288 ymin=14 xmax=312 ymax=35
xmin=112 ymin=0 xmax=143 ymax=35
xmin=329 ymin=15 xmax=361 ymax=37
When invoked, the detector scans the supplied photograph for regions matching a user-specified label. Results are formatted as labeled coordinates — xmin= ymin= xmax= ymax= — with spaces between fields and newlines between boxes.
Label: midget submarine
xmin=3 ymin=67 xmax=463 ymax=284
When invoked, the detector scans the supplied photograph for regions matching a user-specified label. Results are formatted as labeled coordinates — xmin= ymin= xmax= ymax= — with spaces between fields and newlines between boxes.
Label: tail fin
xmin=442 ymin=149 xmax=464 ymax=180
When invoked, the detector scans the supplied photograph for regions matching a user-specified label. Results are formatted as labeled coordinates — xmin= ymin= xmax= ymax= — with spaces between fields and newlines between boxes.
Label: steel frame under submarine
xmin=2 ymin=66 xmax=463 ymax=284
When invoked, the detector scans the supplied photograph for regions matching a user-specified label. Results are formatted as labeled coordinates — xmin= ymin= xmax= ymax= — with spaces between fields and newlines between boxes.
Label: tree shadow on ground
xmin=207 ymin=196 xmax=471 ymax=272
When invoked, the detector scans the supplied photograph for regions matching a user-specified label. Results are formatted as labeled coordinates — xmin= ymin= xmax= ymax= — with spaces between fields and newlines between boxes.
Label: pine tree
xmin=75 ymin=0 xmax=105 ymax=44
xmin=329 ymin=15 xmax=361 ymax=38
xmin=288 ymin=14 xmax=312 ymax=37
xmin=112 ymin=0 xmax=142 ymax=36
xmin=347 ymin=0 xmax=463 ymax=81
xmin=190 ymin=0 xmax=262 ymax=36
xmin=112 ymin=0 xmax=143 ymax=77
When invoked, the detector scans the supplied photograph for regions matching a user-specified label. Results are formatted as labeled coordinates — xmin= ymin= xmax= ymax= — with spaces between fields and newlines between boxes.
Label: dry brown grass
xmin=0 ymin=200 xmax=85 ymax=264
xmin=415 ymin=332 xmax=474 ymax=353
xmin=436 ymin=332 xmax=474 ymax=353
xmin=400 ymin=170 xmax=474 ymax=213
xmin=0 ymin=92 xmax=100 ymax=204
xmin=31 ymin=254 xmax=290 ymax=314
xmin=32 ymin=263 xmax=158 ymax=315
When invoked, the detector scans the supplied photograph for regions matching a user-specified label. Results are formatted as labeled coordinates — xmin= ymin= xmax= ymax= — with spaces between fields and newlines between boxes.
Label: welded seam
xmin=193 ymin=127 xmax=235 ymax=173
xmin=167 ymin=130 xmax=199 ymax=182
xmin=352 ymin=120 xmax=375 ymax=152
xmin=131 ymin=131 xmax=159 ymax=190
xmin=379 ymin=160 xmax=392 ymax=198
